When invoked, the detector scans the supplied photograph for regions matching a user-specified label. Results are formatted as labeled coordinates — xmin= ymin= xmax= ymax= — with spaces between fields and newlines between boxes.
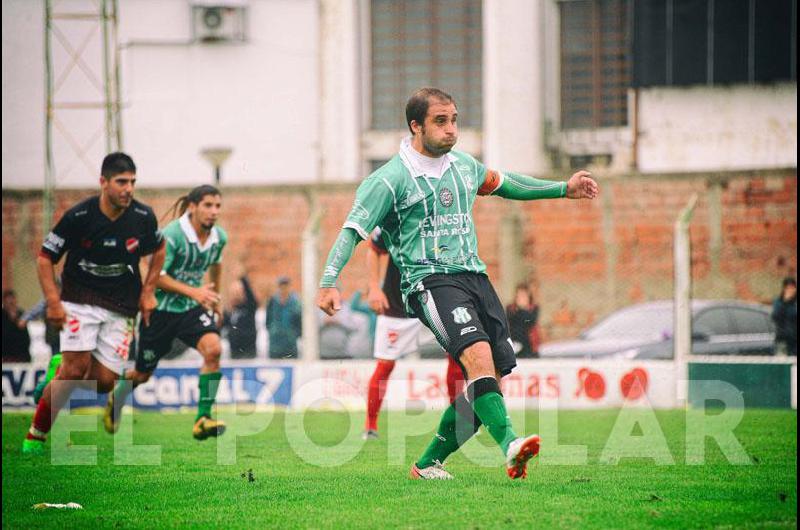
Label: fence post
xmin=301 ymin=190 xmax=323 ymax=361
xmin=674 ymin=193 xmax=698 ymax=406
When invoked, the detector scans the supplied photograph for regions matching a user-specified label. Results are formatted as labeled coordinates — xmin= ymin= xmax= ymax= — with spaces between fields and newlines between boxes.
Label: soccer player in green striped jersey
xmin=318 ymin=88 xmax=599 ymax=479
xmin=104 ymin=185 xmax=229 ymax=441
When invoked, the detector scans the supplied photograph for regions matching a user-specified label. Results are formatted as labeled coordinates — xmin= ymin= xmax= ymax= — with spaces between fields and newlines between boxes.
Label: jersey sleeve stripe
xmin=504 ymin=173 xmax=562 ymax=192
xmin=343 ymin=221 xmax=369 ymax=241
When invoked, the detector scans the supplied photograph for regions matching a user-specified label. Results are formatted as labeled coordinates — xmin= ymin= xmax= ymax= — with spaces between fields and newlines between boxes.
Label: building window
xmin=631 ymin=0 xmax=796 ymax=87
xmin=370 ymin=0 xmax=482 ymax=130
xmin=560 ymin=0 xmax=630 ymax=130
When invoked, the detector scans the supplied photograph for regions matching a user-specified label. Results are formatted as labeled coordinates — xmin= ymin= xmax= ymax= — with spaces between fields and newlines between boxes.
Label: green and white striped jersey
xmin=156 ymin=213 xmax=227 ymax=313
xmin=342 ymin=138 xmax=531 ymax=308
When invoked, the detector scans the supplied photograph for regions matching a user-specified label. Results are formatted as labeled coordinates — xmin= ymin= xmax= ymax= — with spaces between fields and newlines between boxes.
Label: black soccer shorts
xmin=135 ymin=306 xmax=219 ymax=373
xmin=408 ymin=272 xmax=517 ymax=378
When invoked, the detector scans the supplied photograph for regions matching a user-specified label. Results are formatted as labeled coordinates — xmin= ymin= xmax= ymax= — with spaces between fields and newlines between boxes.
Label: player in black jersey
xmin=363 ymin=228 xmax=464 ymax=439
xmin=23 ymin=152 xmax=165 ymax=455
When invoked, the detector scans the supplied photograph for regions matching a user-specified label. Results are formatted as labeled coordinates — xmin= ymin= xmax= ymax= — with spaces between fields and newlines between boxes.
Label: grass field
xmin=2 ymin=408 xmax=797 ymax=529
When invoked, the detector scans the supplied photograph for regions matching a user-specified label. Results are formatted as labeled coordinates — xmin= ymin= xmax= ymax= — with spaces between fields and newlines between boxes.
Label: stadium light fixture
xmin=200 ymin=146 xmax=232 ymax=185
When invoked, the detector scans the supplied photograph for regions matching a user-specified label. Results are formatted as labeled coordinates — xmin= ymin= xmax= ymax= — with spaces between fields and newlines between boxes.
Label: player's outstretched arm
xmin=317 ymin=228 xmax=361 ymax=316
xmin=483 ymin=169 xmax=598 ymax=201
xmin=565 ymin=170 xmax=599 ymax=199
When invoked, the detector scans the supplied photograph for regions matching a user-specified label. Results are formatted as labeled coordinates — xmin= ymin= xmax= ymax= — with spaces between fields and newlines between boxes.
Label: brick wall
xmin=2 ymin=170 xmax=796 ymax=341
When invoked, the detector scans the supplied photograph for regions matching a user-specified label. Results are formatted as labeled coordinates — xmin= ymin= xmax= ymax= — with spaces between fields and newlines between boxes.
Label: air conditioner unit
xmin=191 ymin=3 xmax=248 ymax=43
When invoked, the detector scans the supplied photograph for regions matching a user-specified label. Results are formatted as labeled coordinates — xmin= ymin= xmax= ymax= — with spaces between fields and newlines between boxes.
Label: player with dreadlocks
xmin=104 ymin=184 xmax=229 ymax=441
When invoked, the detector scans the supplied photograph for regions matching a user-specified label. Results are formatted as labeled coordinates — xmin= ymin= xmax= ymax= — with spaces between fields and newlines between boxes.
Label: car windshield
xmin=582 ymin=306 xmax=673 ymax=341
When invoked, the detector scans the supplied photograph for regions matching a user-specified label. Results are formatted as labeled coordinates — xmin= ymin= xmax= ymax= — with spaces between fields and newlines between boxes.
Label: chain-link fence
xmin=2 ymin=171 xmax=796 ymax=361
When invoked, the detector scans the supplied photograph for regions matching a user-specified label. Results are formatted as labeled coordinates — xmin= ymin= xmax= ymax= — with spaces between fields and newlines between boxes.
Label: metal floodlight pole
xmin=111 ymin=0 xmax=123 ymax=150
xmin=43 ymin=0 xmax=55 ymax=237
xmin=101 ymin=0 xmax=113 ymax=153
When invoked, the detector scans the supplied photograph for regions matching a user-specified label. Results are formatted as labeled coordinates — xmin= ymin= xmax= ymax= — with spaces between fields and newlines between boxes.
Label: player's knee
xmin=197 ymin=334 xmax=222 ymax=362
xmin=202 ymin=345 xmax=222 ymax=363
xmin=58 ymin=358 xmax=91 ymax=380
xmin=459 ymin=342 xmax=494 ymax=379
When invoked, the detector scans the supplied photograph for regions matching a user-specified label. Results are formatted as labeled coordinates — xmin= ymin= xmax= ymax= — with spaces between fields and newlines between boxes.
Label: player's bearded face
xmin=103 ymin=172 xmax=135 ymax=210
xmin=420 ymin=100 xmax=458 ymax=156
xmin=191 ymin=194 xmax=222 ymax=231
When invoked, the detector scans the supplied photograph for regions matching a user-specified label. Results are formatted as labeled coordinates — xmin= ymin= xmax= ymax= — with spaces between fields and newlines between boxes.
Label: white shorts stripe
xmin=423 ymin=290 xmax=450 ymax=345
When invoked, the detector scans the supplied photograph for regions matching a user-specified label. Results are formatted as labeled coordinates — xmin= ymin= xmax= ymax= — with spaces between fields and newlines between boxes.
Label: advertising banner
xmin=290 ymin=360 xmax=680 ymax=410
xmin=2 ymin=361 xmax=293 ymax=410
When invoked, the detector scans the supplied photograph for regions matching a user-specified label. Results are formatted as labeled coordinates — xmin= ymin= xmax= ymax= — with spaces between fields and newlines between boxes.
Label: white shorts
xmin=60 ymin=301 xmax=135 ymax=375
xmin=373 ymin=315 xmax=439 ymax=361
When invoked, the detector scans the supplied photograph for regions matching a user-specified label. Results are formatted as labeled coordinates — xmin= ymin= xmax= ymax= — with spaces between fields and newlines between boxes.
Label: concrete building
xmin=3 ymin=0 xmax=795 ymax=189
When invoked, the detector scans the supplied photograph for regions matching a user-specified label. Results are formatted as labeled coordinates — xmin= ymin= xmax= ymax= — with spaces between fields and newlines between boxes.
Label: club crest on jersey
xmin=125 ymin=237 xmax=139 ymax=253
xmin=439 ymin=187 xmax=454 ymax=207
xmin=452 ymin=307 xmax=471 ymax=324
xmin=68 ymin=318 xmax=80 ymax=333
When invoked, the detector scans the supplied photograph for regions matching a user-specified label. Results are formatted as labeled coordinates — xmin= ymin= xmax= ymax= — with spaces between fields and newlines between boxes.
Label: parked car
xmin=539 ymin=300 xmax=776 ymax=360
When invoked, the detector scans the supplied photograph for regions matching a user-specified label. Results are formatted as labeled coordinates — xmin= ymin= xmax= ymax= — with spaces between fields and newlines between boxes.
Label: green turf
xmin=2 ymin=408 xmax=796 ymax=529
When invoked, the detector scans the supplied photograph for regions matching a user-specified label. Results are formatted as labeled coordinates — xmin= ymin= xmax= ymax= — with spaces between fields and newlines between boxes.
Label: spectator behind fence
xmin=22 ymin=296 xmax=61 ymax=357
xmin=772 ymin=277 xmax=797 ymax=356
xmin=266 ymin=276 xmax=301 ymax=359
xmin=349 ymin=288 xmax=377 ymax=352
xmin=2 ymin=290 xmax=31 ymax=362
xmin=506 ymin=284 xmax=541 ymax=358
xmin=223 ymin=274 xmax=258 ymax=359
xmin=319 ymin=301 xmax=360 ymax=359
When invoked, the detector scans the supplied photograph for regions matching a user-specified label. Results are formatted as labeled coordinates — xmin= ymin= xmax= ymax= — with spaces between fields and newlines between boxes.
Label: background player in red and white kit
xmin=22 ymin=152 xmax=165 ymax=454
xmin=363 ymin=227 xmax=465 ymax=439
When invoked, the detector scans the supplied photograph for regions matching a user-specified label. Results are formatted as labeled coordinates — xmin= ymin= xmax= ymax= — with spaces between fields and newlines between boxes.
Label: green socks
xmin=45 ymin=354 xmax=62 ymax=381
xmin=113 ymin=372 xmax=133 ymax=404
xmin=471 ymin=387 xmax=517 ymax=455
xmin=33 ymin=354 xmax=62 ymax=405
xmin=416 ymin=395 xmax=482 ymax=469
xmin=197 ymin=372 xmax=223 ymax=421
xmin=416 ymin=377 xmax=518 ymax=469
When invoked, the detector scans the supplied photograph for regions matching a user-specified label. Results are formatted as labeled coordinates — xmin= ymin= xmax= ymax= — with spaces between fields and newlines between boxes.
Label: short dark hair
xmin=101 ymin=152 xmax=136 ymax=179
xmin=405 ymin=87 xmax=456 ymax=134
xmin=783 ymin=277 xmax=797 ymax=288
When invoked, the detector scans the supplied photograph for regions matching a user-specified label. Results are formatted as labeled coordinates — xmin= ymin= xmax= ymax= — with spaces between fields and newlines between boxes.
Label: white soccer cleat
xmin=409 ymin=460 xmax=453 ymax=480
xmin=505 ymin=434 xmax=541 ymax=479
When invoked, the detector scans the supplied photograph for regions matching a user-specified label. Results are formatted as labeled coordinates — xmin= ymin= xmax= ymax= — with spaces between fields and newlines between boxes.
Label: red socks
xmin=366 ymin=360 xmax=396 ymax=431
xmin=30 ymin=396 xmax=55 ymax=439
xmin=365 ymin=357 xmax=465 ymax=431
xmin=446 ymin=357 xmax=465 ymax=404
